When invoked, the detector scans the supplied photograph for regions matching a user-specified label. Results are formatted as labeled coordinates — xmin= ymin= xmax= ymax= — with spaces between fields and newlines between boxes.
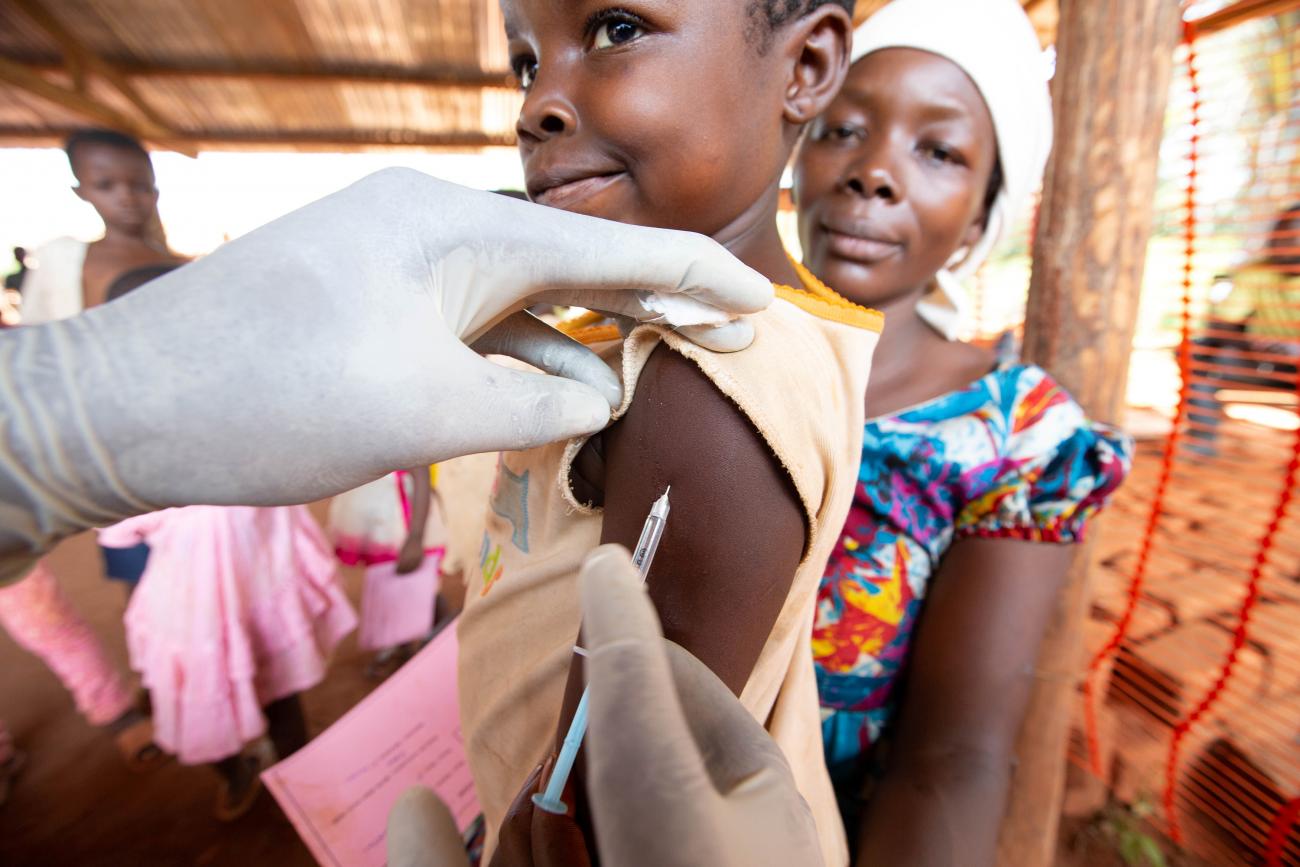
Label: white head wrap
xmin=850 ymin=0 xmax=1054 ymax=339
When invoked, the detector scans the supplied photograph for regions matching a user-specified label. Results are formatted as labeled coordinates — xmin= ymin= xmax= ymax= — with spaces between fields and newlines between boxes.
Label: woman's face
xmin=793 ymin=48 xmax=998 ymax=309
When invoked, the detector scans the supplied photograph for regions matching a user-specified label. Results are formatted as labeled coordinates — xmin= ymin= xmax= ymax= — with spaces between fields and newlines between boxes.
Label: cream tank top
xmin=458 ymin=264 xmax=883 ymax=866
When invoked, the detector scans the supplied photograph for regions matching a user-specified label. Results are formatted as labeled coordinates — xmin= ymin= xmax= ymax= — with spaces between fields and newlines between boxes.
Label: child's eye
xmin=819 ymin=123 xmax=865 ymax=143
xmin=921 ymin=143 xmax=961 ymax=165
xmin=593 ymin=19 xmax=642 ymax=48
xmin=588 ymin=10 xmax=647 ymax=50
xmin=512 ymin=56 xmax=538 ymax=90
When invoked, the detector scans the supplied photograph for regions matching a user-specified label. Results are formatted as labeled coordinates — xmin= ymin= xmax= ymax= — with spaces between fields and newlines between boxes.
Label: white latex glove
xmin=580 ymin=544 xmax=824 ymax=867
xmin=387 ymin=787 xmax=471 ymax=867
xmin=0 ymin=170 xmax=771 ymax=582
xmin=380 ymin=544 xmax=822 ymax=867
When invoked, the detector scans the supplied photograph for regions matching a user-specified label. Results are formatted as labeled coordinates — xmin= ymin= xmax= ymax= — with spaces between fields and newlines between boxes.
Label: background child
xmin=20 ymin=128 xmax=184 ymax=323
xmin=328 ymin=467 xmax=446 ymax=675
xmin=458 ymin=2 xmax=874 ymax=864
xmin=99 ymin=266 xmax=356 ymax=820
xmin=792 ymin=1 xmax=1131 ymax=863
xmin=102 ymin=506 xmax=356 ymax=819
xmin=94 ymin=265 xmax=201 ymax=599
xmin=0 ymin=132 xmax=183 ymax=776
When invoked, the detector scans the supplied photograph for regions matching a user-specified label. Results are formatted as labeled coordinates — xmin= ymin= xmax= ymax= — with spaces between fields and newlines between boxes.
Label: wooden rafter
xmin=16 ymin=58 xmax=517 ymax=91
xmin=0 ymin=125 xmax=516 ymax=151
xmin=11 ymin=0 xmax=179 ymax=141
xmin=0 ymin=55 xmax=145 ymax=135
xmin=1188 ymin=0 xmax=1300 ymax=34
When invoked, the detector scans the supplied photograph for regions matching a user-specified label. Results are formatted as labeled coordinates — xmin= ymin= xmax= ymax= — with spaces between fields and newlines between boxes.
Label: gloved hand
xmin=386 ymin=787 xmax=471 ymax=867
xmin=578 ymin=544 xmax=824 ymax=867
xmin=0 ymin=171 xmax=771 ymax=582
xmin=380 ymin=544 xmax=822 ymax=867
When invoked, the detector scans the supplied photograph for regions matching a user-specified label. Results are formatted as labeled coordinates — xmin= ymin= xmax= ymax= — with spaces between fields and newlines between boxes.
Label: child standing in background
xmin=0 ymin=129 xmax=183 ymax=774
xmin=101 ymin=506 xmax=356 ymax=820
xmin=98 ymin=266 xmax=356 ymax=820
xmin=328 ymin=467 xmax=446 ymax=674
xmin=20 ymin=129 xmax=184 ymax=323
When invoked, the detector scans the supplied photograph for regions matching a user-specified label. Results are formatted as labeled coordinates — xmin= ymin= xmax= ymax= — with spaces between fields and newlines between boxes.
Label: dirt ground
xmin=0 ymin=503 xmax=395 ymax=867
xmin=0 ymin=517 xmax=1164 ymax=867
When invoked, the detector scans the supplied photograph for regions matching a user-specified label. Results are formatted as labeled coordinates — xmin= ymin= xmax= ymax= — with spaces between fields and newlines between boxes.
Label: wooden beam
xmin=1189 ymin=0 xmax=1300 ymax=35
xmin=0 ymin=56 xmax=147 ymax=137
xmin=11 ymin=0 xmax=177 ymax=138
xmin=12 ymin=56 xmax=517 ymax=91
xmin=995 ymin=1 xmax=1182 ymax=865
xmin=0 ymin=125 xmax=516 ymax=152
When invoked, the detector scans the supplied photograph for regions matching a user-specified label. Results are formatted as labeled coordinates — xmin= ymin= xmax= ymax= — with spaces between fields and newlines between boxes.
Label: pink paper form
xmin=262 ymin=622 xmax=479 ymax=867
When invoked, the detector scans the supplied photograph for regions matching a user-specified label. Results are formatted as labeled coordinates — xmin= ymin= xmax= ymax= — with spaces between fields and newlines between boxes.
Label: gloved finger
xmin=673 ymin=319 xmax=757 ymax=354
xmin=578 ymin=545 xmax=727 ymax=866
xmin=386 ymin=786 xmax=469 ymax=867
xmin=443 ymin=351 xmax=612 ymax=458
xmin=520 ymin=223 xmax=773 ymax=319
xmin=657 ymin=640 xmax=801 ymax=797
xmin=471 ymin=312 xmax=622 ymax=409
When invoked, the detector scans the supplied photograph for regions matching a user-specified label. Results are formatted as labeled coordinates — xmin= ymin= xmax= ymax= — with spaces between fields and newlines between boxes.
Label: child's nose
xmin=516 ymin=69 xmax=578 ymax=145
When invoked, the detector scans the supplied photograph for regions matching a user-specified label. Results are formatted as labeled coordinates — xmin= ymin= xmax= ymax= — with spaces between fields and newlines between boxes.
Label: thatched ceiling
xmin=1 ymin=0 xmax=1245 ymax=153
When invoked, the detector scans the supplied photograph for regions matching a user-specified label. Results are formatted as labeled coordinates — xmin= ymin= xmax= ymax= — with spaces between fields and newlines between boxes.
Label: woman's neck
xmin=871 ymin=295 xmax=935 ymax=379
xmin=864 ymin=288 xmax=998 ymax=418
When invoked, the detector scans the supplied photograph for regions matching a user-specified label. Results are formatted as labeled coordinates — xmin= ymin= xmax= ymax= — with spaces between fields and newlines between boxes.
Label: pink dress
xmin=100 ymin=506 xmax=357 ymax=765
xmin=328 ymin=471 xmax=446 ymax=650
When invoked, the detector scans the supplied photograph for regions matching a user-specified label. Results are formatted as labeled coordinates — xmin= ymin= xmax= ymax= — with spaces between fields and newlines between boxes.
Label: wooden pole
xmin=995 ymin=1 xmax=1182 ymax=865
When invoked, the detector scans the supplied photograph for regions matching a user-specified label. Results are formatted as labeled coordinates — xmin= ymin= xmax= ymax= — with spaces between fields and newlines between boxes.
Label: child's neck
xmin=711 ymin=181 xmax=801 ymax=287
xmin=98 ymin=223 xmax=160 ymax=251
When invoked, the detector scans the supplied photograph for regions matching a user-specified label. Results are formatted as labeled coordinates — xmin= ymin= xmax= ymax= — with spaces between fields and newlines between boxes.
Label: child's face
xmin=72 ymin=144 xmax=158 ymax=235
xmin=504 ymin=1 xmax=796 ymax=238
xmin=793 ymin=48 xmax=998 ymax=307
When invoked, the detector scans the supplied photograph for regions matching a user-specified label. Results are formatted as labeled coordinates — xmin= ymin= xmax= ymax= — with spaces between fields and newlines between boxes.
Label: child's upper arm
xmin=598 ymin=344 xmax=806 ymax=695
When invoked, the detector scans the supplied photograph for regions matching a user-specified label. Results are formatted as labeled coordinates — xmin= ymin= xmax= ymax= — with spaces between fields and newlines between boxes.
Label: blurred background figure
xmin=1186 ymin=201 xmax=1300 ymax=456
xmin=19 ymin=129 xmax=185 ymax=324
xmin=328 ymin=467 xmax=447 ymax=679
xmin=1 ymin=246 xmax=26 ymax=326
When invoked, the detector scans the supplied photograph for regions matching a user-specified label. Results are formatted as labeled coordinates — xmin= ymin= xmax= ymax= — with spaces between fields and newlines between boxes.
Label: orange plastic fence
xmin=1068 ymin=7 xmax=1300 ymax=866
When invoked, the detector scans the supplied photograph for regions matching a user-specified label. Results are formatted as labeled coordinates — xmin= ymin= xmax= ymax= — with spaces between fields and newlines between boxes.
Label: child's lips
xmin=532 ymin=172 xmax=626 ymax=211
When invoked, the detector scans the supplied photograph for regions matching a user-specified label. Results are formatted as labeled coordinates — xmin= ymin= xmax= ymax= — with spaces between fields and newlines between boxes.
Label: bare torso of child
xmin=81 ymin=237 xmax=183 ymax=310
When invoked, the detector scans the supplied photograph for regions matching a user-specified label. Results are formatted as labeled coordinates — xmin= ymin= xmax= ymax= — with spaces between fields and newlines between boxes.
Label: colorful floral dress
xmin=813 ymin=362 xmax=1132 ymax=785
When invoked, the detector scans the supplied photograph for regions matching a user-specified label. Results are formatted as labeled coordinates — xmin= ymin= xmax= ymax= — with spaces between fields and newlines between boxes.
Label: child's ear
xmin=781 ymin=5 xmax=852 ymax=126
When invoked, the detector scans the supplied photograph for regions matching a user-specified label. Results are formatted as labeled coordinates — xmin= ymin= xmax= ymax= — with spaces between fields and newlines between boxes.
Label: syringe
xmin=532 ymin=486 xmax=671 ymax=816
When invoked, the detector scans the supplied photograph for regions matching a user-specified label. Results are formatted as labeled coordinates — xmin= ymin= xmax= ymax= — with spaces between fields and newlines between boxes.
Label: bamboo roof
xmin=0 ymin=0 xmax=1242 ymax=154
xmin=0 ymin=0 xmax=520 ymax=151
